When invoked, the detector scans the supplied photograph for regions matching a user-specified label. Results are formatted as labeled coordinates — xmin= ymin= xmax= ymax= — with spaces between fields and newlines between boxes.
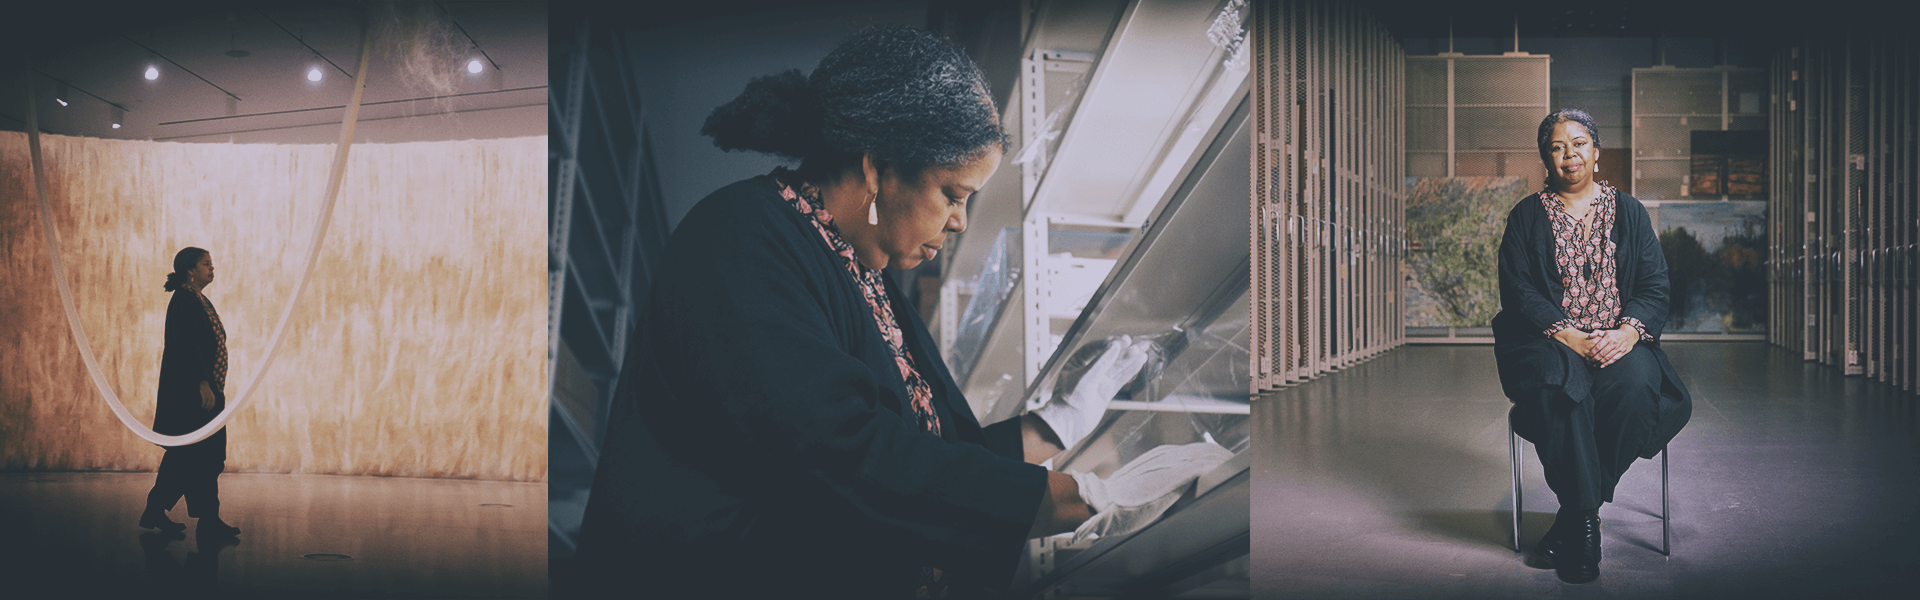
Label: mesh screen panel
xmin=1407 ymin=59 xmax=1447 ymax=105
xmin=1253 ymin=0 xmax=1402 ymax=389
xmin=1454 ymin=60 xmax=1548 ymax=105
xmin=1456 ymin=106 xmax=1542 ymax=151
xmin=1407 ymin=152 xmax=1447 ymax=177
xmin=1636 ymin=70 xmax=1724 ymax=115
xmin=1406 ymin=107 xmax=1448 ymax=150
xmin=1405 ymin=55 xmax=1548 ymax=178
xmin=1633 ymin=116 xmax=1720 ymax=158
xmin=1636 ymin=158 xmax=1689 ymax=200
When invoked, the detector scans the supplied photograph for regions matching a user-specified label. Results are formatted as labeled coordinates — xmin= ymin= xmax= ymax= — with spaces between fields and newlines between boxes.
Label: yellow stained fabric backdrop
xmin=0 ymin=132 xmax=546 ymax=482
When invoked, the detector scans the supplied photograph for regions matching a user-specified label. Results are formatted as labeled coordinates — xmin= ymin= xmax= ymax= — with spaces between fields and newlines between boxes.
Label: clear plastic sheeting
xmin=1029 ymin=334 xmax=1160 ymax=452
xmin=1011 ymin=52 xmax=1096 ymax=185
xmin=1043 ymin=230 xmax=1134 ymax=322
xmin=1067 ymin=441 xmax=1234 ymax=546
xmin=1048 ymin=292 xmax=1253 ymax=480
xmin=1008 ymin=1 xmax=1254 ymax=592
xmin=950 ymin=228 xmax=1021 ymax=385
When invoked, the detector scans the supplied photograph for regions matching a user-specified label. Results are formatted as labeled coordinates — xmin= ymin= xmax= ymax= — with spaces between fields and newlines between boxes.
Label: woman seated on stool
xmin=1492 ymin=108 xmax=1692 ymax=585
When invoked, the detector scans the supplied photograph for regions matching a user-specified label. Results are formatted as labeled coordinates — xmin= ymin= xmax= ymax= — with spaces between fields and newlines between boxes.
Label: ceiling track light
xmin=262 ymin=12 xmax=353 ymax=83
xmin=111 ymin=106 xmax=125 ymax=129
xmin=437 ymin=3 xmax=498 ymax=78
xmin=123 ymin=35 xmax=243 ymax=101
xmin=306 ymin=49 xmax=325 ymax=82
xmin=32 ymin=70 xmax=128 ymax=117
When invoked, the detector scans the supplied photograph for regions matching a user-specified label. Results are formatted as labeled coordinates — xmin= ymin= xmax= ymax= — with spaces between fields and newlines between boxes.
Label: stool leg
xmin=1661 ymin=444 xmax=1671 ymax=556
xmin=1510 ymin=425 xmax=1522 ymax=552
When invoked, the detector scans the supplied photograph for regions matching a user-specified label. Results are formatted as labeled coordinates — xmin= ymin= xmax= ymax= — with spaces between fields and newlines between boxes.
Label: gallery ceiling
xmin=3 ymin=1 xmax=547 ymax=143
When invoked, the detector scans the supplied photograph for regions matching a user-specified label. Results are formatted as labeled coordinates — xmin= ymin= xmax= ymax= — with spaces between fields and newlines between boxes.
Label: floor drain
xmin=480 ymin=503 xmax=514 ymax=508
xmin=302 ymin=553 xmax=353 ymax=561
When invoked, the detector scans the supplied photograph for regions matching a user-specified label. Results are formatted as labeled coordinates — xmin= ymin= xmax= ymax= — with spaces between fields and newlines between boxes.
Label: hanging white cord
xmin=25 ymin=20 xmax=373 ymax=447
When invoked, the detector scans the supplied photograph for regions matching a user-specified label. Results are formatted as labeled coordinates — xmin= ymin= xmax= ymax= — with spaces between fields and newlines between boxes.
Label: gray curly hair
xmin=1536 ymin=108 xmax=1602 ymax=168
xmin=701 ymin=25 xmax=1008 ymax=181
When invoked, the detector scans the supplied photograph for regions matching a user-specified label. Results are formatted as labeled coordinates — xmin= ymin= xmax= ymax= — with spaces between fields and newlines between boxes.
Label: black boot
xmin=139 ymin=507 xmax=186 ymax=533
xmin=1537 ymin=511 xmax=1601 ymax=584
xmin=197 ymin=517 xmax=241 ymax=539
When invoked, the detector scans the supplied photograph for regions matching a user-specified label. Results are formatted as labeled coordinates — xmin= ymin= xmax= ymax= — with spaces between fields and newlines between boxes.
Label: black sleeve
xmin=1497 ymin=201 xmax=1568 ymax=336
xmin=165 ymin=292 xmax=215 ymax=388
xmin=651 ymin=201 xmax=1048 ymax=575
xmin=1618 ymin=202 xmax=1671 ymax=340
xmin=979 ymin=417 xmax=1026 ymax=463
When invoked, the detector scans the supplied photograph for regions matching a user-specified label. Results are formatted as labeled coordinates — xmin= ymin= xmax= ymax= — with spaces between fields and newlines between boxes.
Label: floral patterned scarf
xmin=770 ymin=170 xmax=943 ymax=436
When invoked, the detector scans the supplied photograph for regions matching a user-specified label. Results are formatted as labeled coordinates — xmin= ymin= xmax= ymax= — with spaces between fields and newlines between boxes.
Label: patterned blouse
xmin=195 ymin=290 xmax=229 ymax=392
xmin=1539 ymin=182 xmax=1652 ymax=344
xmin=770 ymin=170 xmax=943 ymax=436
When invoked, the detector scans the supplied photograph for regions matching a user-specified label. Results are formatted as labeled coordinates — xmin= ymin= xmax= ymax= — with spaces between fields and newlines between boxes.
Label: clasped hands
xmin=1553 ymin=325 xmax=1638 ymax=368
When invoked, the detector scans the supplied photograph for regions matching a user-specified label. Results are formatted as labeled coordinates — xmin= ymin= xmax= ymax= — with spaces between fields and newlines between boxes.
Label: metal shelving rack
xmin=937 ymin=0 xmax=1128 ymax=427
xmin=924 ymin=0 xmax=1258 ymax=596
xmin=1022 ymin=89 xmax=1254 ymax=600
xmin=1770 ymin=38 xmax=1918 ymax=391
xmin=940 ymin=0 xmax=1249 ymax=426
xmin=547 ymin=16 xmax=670 ymax=556
xmin=1405 ymin=53 xmax=1550 ymax=183
xmin=1254 ymin=0 xmax=1407 ymax=389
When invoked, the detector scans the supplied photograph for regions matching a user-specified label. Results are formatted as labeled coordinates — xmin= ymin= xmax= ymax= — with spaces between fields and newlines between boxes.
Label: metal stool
xmin=1509 ymin=423 xmax=1669 ymax=555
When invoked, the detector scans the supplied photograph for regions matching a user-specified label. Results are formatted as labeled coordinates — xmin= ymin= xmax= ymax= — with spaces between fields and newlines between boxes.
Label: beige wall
xmin=0 ymin=132 xmax=546 ymax=482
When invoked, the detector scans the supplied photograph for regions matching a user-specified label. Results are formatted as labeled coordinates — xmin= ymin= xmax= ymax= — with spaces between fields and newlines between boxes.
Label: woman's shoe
xmin=1540 ymin=513 xmax=1601 ymax=584
xmin=197 ymin=518 xmax=241 ymax=538
xmin=139 ymin=508 xmax=187 ymax=533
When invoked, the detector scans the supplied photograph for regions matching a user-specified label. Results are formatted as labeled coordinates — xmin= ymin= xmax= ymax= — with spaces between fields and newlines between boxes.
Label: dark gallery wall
xmin=625 ymin=1 xmax=930 ymax=231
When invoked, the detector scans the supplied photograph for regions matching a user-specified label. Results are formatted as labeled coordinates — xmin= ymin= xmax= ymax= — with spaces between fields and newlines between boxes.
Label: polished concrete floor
xmin=1253 ymin=342 xmax=1919 ymax=599
xmin=0 ymin=472 xmax=545 ymax=598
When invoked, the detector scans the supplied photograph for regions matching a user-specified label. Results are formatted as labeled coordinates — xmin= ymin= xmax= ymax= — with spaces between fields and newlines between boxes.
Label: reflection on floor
xmin=1253 ymin=342 xmax=1919 ymax=599
xmin=0 ymin=472 xmax=545 ymax=598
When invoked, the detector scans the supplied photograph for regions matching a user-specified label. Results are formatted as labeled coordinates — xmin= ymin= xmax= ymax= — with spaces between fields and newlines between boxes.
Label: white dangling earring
xmin=868 ymin=196 xmax=879 ymax=225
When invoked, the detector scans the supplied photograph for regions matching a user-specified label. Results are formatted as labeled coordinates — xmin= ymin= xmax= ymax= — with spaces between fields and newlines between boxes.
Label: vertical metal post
xmin=1022 ymin=49 xmax=1047 ymax=207
xmin=549 ymin=23 xmax=589 ymax=395
xmin=1510 ymin=426 xmax=1523 ymax=552
xmin=1308 ymin=0 xmax=1322 ymax=377
xmin=1251 ymin=0 xmax=1267 ymax=392
xmin=1661 ymin=445 xmax=1671 ymax=556
xmin=1847 ymin=41 xmax=1863 ymax=375
xmin=1286 ymin=0 xmax=1295 ymax=382
xmin=1023 ymin=211 xmax=1049 ymax=385
xmin=1804 ymin=44 xmax=1813 ymax=359
xmin=1446 ymin=57 xmax=1455 ymax=178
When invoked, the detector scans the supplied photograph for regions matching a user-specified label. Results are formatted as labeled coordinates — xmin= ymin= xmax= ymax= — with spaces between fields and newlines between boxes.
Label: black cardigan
xmin=152 ymin=289 xmax=227 ymax=451
xmin=1491 ymin=190 xmax=1691 ymax=457
xmin=570 ymin=175 xmax=1048 ymax=596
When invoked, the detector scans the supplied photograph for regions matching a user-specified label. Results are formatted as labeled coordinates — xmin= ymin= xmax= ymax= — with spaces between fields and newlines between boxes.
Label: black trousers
xmin=1510 ymin=345 xmax=1664 ymax=512
xmin=145 ymin=437 xmax=225 ymax=519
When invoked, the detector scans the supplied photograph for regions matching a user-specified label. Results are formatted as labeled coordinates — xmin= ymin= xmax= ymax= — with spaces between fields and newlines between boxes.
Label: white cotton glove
xmin=1066 ymin=441 xmax=1234 ymax=546
xmin=1031 ymin=335 xmax=1155 ymax=451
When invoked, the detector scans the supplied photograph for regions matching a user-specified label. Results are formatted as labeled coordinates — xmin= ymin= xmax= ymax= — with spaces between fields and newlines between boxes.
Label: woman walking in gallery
xmin=139 ymin=247 xmax=240 ymax=539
